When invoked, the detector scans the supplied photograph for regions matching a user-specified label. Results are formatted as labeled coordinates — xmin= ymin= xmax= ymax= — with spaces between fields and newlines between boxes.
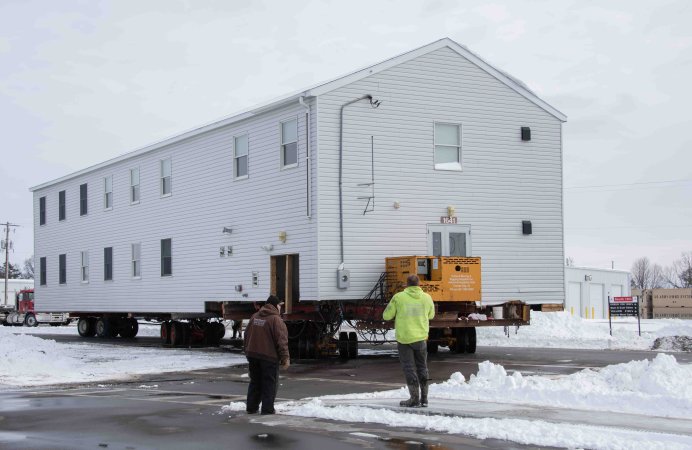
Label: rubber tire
xmin=77 ymin=318 xmax=96 ymax=337
xmin=465 ymin=327 xmax=477 ymax=354
xmin=426 ymin=340 xmax=439 ymax=354
xmin=347 ymin=331 xmax=358 ymax=359
xmin=451 ymin=328 xmax=468 ymax=354
xmin=24 ymin=314 xmax=38 ymax=327
xmin=95 ymin=318 xmax=113 ymax=338
xmin=338 ymin=331 xmax=349 ymax=360
xmin=121 ymin=318 xmax=139 ymax=339
xmin=212 ymin=322 xmax=225 ymax=345
xmin=160 ymin=321 xmax=171 ymax=344
xmin=170 ymin=321 xmax=182 ymax=347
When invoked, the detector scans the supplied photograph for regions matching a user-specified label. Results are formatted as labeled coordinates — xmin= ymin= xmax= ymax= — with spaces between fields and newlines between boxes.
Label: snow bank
xmin=282 ymin=399 xmax=692 ymax=450
xmin=477 ymin=311 xmax=692 ymax=351
xmin=0 ymin=327 xmax=244 ymax=388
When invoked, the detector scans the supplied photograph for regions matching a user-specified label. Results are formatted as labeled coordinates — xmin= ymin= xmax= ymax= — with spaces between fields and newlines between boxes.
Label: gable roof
xmin=31 ymin=37 xmax=565 ymax=192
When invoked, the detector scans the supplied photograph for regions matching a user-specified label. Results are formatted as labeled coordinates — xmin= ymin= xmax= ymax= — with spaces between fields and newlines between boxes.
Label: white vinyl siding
xmin=130 ymin=167 xmax=140 ymax=204
xmin=281 ymin=118 xmax=298 ymax=168
xmin=234 ymin=134 xmax=248 ymax=179
xmin=131 ymin=243 xmax=141 ymax=278
xmin=160 ymin=158 xmax=172 ymax=196
xmin=104 ymin=175 xmax=113 ymax=210
xmin=81 ymin=251 xmax=89 ymax=283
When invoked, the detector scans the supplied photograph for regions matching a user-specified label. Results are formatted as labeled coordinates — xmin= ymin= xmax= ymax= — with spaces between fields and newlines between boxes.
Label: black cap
xmin=266 ymin=295 xmax=282 ymax=307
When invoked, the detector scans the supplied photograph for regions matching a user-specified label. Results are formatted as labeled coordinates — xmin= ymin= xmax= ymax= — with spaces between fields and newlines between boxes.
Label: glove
xmin=280 ymin=359 xmax=290 ymax=370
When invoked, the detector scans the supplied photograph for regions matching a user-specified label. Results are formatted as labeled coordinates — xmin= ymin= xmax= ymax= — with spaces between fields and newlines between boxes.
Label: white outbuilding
xmin=564 ymin=266 xmax=631 ymax=319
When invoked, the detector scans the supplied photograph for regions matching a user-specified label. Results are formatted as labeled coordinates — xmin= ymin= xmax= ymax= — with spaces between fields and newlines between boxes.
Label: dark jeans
xmin=246 ymin=357 xmax=279 ymax=414
xmin=397 ymin=341 xmax=428 ymax=386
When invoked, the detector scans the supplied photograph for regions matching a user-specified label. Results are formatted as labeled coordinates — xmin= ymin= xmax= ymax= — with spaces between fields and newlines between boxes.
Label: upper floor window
xmin=161 ymin=158 xmax=172 ymax=196
xmin=104 ymin=247 xmax=113 ymax=281
xmin=131 ymin=243 xmax=141 ymax=278
xmin=39 ymin=257 xmax=47 ymax=286
xmin=281 ymin=119 xmax=298 ymax=168
xmin=434 ymin=122 xmax=462 ymax=171
xmin=58 ymin=190 xmax=66 ymax=221
xmin=104 ymin=176 xmax=113 ymax=210
xmin=39 ymin=196 xmax=46 ymax=225
xmin=59 ymin=254 xmax=66 ymax=285
xmin=161 ymin=238 xmax=172 ymax=276
xmin=130 ymin=167 xmax=140 ymax=204
xmin=81 ymin=251 xmax=89 ymax=283
xmin=234 ymin=134 xmax=248 ymax=179
xmin=80 ymin=183 xmax=88 ymax=216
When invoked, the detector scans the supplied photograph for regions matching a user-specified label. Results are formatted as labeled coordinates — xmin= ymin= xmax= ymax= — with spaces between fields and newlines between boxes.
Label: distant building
xmin=564 ymin=267 xmax=631 ymax=319
xmin=632 ymin=288 xmax=692 ymax=319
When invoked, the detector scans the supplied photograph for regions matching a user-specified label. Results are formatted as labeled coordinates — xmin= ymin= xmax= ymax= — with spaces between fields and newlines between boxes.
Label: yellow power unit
xmin=385 ymin=256 xmax=482 ymax=302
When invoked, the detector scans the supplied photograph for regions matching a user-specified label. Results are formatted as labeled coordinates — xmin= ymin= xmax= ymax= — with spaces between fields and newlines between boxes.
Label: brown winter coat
xmin=243 ymin=304 xmax=289 ymax=364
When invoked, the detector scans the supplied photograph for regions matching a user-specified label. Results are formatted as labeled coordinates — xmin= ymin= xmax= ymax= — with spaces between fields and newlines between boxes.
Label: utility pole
xmin=2 ymin=222 xmax=20 ymax=306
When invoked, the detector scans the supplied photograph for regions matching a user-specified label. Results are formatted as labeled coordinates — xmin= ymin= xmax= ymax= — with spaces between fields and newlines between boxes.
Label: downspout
xmin=338 ymin=95 xmax=381 ymax=269
xmin=299 ymin=96 xmax=311 ymax=219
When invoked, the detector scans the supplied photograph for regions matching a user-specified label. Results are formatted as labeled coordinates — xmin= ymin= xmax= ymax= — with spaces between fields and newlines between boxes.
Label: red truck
xmin=0 ymin=289 xmax=70 ymax=327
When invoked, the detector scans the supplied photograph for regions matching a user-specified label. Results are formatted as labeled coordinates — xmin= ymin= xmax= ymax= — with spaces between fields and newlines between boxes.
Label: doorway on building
xmin=426 ymin=224 xmax=472 ymax=256
xmin=271 ymin=254 xmax=300 ymax=314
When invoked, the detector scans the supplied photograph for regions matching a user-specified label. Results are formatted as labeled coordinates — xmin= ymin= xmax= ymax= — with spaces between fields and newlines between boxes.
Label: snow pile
xmin=0 ymin=327 xmax=243 ymax=388
xmin=282 ymin=399 xmax=692 ymax=450
xmin=477 ymin=311 xmax=692 ymax=350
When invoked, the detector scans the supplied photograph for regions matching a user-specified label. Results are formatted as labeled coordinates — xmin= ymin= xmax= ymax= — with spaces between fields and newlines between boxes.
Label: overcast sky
xmin=1 ymin=0 xmax=691 ymax=274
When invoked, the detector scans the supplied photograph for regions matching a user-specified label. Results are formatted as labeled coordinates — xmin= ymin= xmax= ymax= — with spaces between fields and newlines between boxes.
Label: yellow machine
xmin=385 ymin=256 xmax=482 ymax=302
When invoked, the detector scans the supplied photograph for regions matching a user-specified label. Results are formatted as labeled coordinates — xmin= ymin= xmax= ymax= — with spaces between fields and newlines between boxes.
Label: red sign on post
xmin=613 ymin=296 xmax=634 ymax=303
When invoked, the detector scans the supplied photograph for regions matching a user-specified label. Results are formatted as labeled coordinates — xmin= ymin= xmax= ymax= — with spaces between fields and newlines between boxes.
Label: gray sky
xmin=1 ymin=0 xmax=691 ymax=274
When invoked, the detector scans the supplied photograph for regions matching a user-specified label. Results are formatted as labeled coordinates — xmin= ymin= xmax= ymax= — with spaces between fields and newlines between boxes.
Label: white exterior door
xmin=610 ymin=284 xmax=623 ymax=299
xmin=427 ymin=224 xmax=471 ymax=256
xmin=589 ymin=283 xmax=604 ymax=319
xmin=567 ymin=282 xmax=582 ymax=317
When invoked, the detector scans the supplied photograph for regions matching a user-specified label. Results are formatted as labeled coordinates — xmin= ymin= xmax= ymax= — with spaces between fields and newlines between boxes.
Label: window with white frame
xmin=130 ymin=167 xmax=140 ymax=204
xmin=131 ymin=243 xmax=141 ymax=278
xmin=161 ymin=158 xmax=172 ymax=196
xmin=281 ymin=118 xmax=298 ymax=168
xmin=104 ymin=175 xmax=113 ymax=209
xmin=234 ymin=134 xmax=248 ymax=178
xmin=434 ymin=122 xmax=462 ymax=171
xmin=81 ymin=251 xmax=89 ymax=282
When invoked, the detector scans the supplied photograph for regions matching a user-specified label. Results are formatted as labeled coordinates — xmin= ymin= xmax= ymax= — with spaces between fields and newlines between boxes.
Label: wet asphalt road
xmin=2 ymin=336 xmax=690 ymax=450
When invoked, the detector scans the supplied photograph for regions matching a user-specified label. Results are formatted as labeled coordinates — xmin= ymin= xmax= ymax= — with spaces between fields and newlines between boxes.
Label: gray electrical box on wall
xmin=337 ymin=268 xmax=350 ymax=289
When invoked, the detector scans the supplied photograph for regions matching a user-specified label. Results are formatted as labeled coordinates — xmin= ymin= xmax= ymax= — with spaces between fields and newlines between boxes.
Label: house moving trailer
xmin=30 ymin=38 xmax=565 ymax=356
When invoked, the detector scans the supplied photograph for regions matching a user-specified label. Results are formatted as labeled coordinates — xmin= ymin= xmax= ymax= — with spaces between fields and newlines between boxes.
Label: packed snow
xmin=0 ymin=326 xmax=244 ymax=389
xmin=225 ymin=354 xmax=692 ymax=449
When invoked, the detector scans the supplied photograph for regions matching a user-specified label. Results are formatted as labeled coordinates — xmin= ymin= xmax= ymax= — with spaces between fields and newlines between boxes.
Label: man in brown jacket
xmin=243 ymin=295 xmax=290 ymax=414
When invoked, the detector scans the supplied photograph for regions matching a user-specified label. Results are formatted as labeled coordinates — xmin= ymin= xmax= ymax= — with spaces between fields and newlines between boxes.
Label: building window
xmin=161 ymin=238 xmax=172 ymax=276
xmin=59 ymin=190 xmax=66 ymax=221
xmin=39 ymin=196 xmax=46 ymax=225
xmin=80 ymin=183 xmax=88 ymax=216
xmin=281 ymin=118 xmax=298 ymax=168
xmin=104 ymin=175 xmax=113 ymax=210
xmin=40 ymin=257 xmax=47 ymax=286
xmin=161 ymin=158 xmax=172 ymax=196
xmin=130 ymin=167 xmax=140 ymax=204
xmin=81 ymin=251 xmax=89 ymax=283
xmin=234 ymin=134 xmax=248 ymax=178
xmin=104 ymin=247 xmax=113 ymax=281
xmin=434 ymin=122 xmax=462 ymax=171
xmin=131 ymin=243 xmax=141 ymax=278
xmin=59 ymin=254 xmax=66 ymax=284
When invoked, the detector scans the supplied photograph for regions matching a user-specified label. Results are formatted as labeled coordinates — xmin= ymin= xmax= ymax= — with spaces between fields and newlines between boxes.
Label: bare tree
xmin=651 ymin=263 xmax=665 ymax=288
xmin=631 ymin=257 xmax=653 ymax=290
xmin=665 ymin=252 xmax=692 ymax=288
xmin=22 ymin=255 xmax=34 ymax=279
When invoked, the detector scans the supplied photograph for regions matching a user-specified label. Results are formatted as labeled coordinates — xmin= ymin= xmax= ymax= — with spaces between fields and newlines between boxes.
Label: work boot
xmin=399 ymin=383 xmax=420 ymax=407
xmin=420 ymin=379 xmax=428 ymax=407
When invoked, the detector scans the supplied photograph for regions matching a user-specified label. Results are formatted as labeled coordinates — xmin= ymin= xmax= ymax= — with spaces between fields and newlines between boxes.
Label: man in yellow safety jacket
xmin=383 ymin=274 xmax=435 ymax=407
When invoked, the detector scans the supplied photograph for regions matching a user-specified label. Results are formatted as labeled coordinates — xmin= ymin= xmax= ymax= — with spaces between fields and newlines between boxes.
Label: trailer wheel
xmin=210 ymin=322 xmax=225 ymax=345
xmin=338 ymin=331 xmax=349 ymax=360
xmin=170 ymin=321 xmax=182 ymax=347
xmin=465 ymin=327 xmax=477 ymax=354
xmin=160 ymin=321 xmax=171 ymax=344
xmin=77 ymin=318 xmax=96 ymax=337
xmin=96 ymin=318 xmax=114 ymax=338
xmin=426 ymin=340 xmax=439 ymax=354
xmin=121 ymin=318 xmax=139 ymax=339
xmin=451 ymin=328 xmax=468 ymax=354
xmin=24 ymin=314 xmax=38 ymax=327
xmin=347 ymin=331 xmax=358 ymax=359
